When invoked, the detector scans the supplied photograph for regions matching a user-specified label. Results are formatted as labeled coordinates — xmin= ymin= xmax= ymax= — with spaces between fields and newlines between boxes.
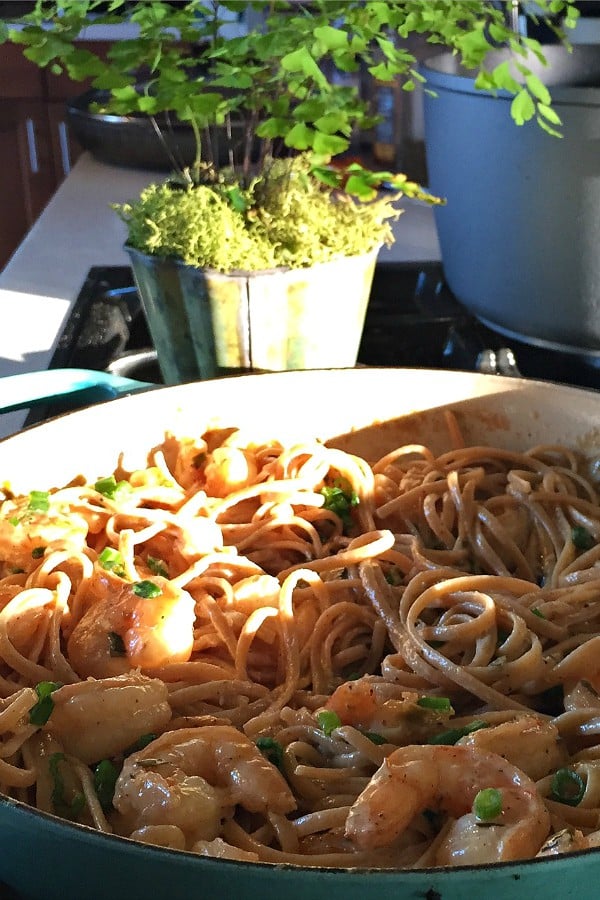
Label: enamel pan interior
xmin=2 ymin=367 xmax=600 ymax=900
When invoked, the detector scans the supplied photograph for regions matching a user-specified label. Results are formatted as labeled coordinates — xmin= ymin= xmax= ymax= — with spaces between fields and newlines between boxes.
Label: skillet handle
xmin=0 ymin=368 xmax=155 ymax=414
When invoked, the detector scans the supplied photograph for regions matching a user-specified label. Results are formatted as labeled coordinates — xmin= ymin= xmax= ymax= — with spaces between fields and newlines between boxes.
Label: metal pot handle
xmin=0 ymin=368 xmax=155 ymax=414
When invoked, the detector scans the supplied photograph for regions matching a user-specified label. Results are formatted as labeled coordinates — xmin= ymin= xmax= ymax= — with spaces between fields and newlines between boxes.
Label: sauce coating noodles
xmin=2 ymin=419 xmax=600 ymax=867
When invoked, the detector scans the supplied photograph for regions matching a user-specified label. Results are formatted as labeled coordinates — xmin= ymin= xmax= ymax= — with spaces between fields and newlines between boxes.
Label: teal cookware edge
xmin=0 ymin=368 xmax=155 ymax=414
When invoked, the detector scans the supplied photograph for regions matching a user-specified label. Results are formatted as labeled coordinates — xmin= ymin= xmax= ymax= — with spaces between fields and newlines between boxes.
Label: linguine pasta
xmin=2 ymin=414 xmax=600 ymax=866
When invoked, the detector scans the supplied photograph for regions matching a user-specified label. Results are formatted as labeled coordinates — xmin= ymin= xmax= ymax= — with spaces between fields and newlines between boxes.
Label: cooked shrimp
xmin=325 ymin=678 xmax=452 ymax=743
xmin=45 ymin=673 xmax=171 ymax=764
xmin=67 ymin=575 xmax=196 ymax=678
xmin=537 ymin=826 xmax=600 ymax=856
xmin=0 ymin=581 xmax=52 ymax=656
xmin=0 ymin=495 xmax=88 ymax=576
xmin=112 ymin=725 xmax=296 ymax=849
xmin=457 ymin=715 xmax=568 ymax=781
xmin=204 ymin=447 xmax=258 ymax=498
xmin=345 ymin=744 xmax=550 ymax=866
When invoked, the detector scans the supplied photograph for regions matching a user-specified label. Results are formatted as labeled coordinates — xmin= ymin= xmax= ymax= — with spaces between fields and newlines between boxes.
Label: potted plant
xmin=2 ymin=0 xmax=578 ymax=383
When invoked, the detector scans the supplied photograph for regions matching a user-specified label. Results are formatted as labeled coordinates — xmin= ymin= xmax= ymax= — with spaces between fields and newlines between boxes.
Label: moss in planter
xmin=115 ymin=155 xmax=399 ymax=273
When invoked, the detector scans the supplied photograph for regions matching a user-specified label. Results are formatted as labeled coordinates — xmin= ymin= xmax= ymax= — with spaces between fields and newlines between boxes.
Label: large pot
xmin=421 ymin=45 xmax=600 ymax=354
xmin=2 ymin=367 xmax=600 ymax=900
xmin=66 ymin=89 xmax=258 ymax=171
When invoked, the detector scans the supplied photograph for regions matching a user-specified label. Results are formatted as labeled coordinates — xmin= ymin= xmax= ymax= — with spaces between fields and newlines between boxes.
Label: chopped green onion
xmin=108 ymin=631 xmax=126 ymax=657
xmin=384 ymin=567 xmax=403 ymax=586
xmin=255 ymin=737 xmax=284 ymax=771
xmin=29 ymin=681 xmax=62 ymax=726
xmin=48 ymin=752 xmax=65 ymax=807
xmin=317 ymin=709 xmax=342 ymax=736
xmin=362 ymin=731 xmax=387 ymax=745
xmin=49 ymin=752 xmax=85 ymax=819
xmin=532 ymin=607 xmax=546 ymax=619
xmin=572 ymin=526 xmax=594 ymax=551
xmin=125 ymin=733 xmax=157 ymax=755
xmin=28 ymin=491 xmax=49 ymax=513
xmin=417 ymin=696 xmax=453 ymax=712
xmin=473 ymin=787 xmax=503 ymax=822
xmin=147 ymin=556 xmax=168 ymax=577
xmin=98 ymin=546 xmax=126 ymax=576
xmin=31 ymin=546 xmax=45 ymax=559
xmin=93 ymin=759 xmax=119 ymax=811
xmin=428 ymin=719 xmax=489 ymax=746
xmin=320 ymin=479 xmax=359 ymax=534
xmin=132 ymin=580 xmax=162 ymax=599
xmin=550 ymin=767 xmax=585 ymax=806
xmin=7 ymin=517 xmax=19 ymax=527
xmin=94 ymin=475 xmax=132 ymax=502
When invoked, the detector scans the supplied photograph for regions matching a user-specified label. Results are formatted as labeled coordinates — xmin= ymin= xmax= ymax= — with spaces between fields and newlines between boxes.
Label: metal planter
xmin=127 ymin=246 xmax=379 ymax=384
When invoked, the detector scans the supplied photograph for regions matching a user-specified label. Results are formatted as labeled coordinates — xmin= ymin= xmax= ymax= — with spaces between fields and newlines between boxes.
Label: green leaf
xmin=112 ymin=85 xmax=139 ymax=102
xmin=474 ymin=70 xmax=498 ymax=92
xmin=536 ymin=115 xmax=562 ymax=138
xmin=456 ymin=26 xmax=492 ymax=66
xmin=525 ymin=73 xmax=551 ymax=106
xmin=311 ymin=166 xmax=343 ymax=188
xmin=490 ymin=60 xmax=520 ymax=94
xmin=537 ymin=102 xmax=562 ymax=126
xmin=137 ymin=95 xmax=158 ymax=114
xmin=281 ymin=47 xmax=328 ymax=89
xmin=345 ymin=173 xmax=377 ymax=200
xmin=369 ymin=61 xmax=395 ymax=83
xmin=211 ymin=70 xmax=253 ymax=89
xmin=312 ymin=131 xmax=348 ymax=155
xmin=314 ymin=112 xmax=348 ymax=135
xmin=23 ymin=34 xmax=74 ymax=67
xmin=511 ymin=88 xmax=536 ymax=125
xmin=284 ymin=122 xmax=314 ymax=150
xmin=224 ymin=186 xmax=248 ymax=213
xmin=313 ymin=25 xmax=347 ymax=52
xmin=91 ymin=70 xmax=132 ymax=91
xmin=293 ymin=98 xmax=327 ymax=120
xmin=255 ymin=117 xmax=289 ymax=139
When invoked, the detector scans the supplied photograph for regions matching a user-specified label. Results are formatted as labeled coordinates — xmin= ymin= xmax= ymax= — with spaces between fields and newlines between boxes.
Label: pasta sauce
xmin=0 ymin=417 xmax=599 ymax=867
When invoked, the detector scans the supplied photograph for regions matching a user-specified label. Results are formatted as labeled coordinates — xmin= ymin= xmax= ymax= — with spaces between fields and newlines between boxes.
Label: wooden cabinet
xmin=0 ymin=42 xmax=105 ymax=269
xmin=0 ymin=99 xmax=55 ymax=267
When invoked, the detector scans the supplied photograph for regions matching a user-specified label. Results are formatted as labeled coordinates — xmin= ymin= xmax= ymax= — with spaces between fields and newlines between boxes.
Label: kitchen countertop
xmin=0 ymin=152 xmax=441 ymax=440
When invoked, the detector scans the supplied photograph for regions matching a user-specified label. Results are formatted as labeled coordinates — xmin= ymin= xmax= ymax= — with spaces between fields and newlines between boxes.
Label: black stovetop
xmin=27 ymin=260 xmax=600 ymax=425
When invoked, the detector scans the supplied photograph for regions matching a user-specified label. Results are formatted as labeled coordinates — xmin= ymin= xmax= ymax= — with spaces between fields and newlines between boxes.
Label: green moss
xmin=114 ymin=155 xmax=399 ymax=273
